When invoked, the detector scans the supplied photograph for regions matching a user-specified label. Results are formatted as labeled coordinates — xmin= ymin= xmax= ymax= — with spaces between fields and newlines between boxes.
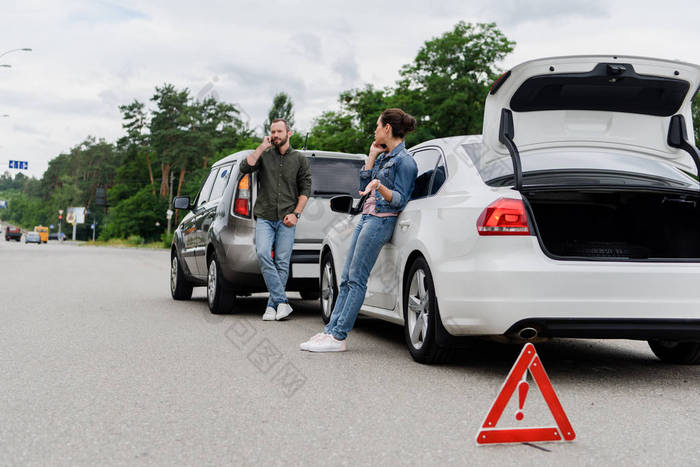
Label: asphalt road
xmin=2 ymin=240 xmax=700 ymax=466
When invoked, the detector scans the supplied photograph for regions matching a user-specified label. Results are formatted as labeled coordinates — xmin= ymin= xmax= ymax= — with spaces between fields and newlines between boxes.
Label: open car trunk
xmin=523 ymin=188 xmax=700 ymax=261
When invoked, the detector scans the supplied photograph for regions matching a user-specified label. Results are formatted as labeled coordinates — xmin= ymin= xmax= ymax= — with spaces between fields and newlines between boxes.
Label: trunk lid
xmin=483 ymin=55 xmax=700 ymax=182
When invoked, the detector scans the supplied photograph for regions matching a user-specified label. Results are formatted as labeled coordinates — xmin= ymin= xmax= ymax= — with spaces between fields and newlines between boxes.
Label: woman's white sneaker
xmin=306 ymin=334 xmax=347 ymax=352
xmin=299 ymin=332 xmax=328 ymax=351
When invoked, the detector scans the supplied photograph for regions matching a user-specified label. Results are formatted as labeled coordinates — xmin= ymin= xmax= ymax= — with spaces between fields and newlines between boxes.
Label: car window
xmin=463 ymin=142 xmax=699 ymax=188
xmin=196 ymin=168 xmax=219 ymax=208
xmin=410 ymin=148 xmax=442 ymax=200
xmin=430 ymin=156 xmax=447 ymax=195
xmin=208 ymin=164 xmax=233 ymax=202
xmin=310 ymin=157 xmax=365 ymax=198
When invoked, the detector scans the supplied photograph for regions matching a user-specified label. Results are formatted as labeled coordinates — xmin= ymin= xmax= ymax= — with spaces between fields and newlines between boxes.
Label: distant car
xmin=5 ymin=226 xmax=21 ymax=241
xmin=322 ymin=55 xmax=700 ymax=365
xmin=170 ymin=149 xmax=367 ymax=314
xmin=25 ymin=231 xmax=41 ymax=244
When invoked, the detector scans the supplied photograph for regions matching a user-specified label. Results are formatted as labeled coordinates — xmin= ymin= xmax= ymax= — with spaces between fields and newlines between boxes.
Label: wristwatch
xmin=293 ymin=211 xmax=301 ymax=219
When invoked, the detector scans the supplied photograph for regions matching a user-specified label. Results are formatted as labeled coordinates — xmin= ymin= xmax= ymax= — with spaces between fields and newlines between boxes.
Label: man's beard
xmin=273 ymin=135 xmax=288 ymax=148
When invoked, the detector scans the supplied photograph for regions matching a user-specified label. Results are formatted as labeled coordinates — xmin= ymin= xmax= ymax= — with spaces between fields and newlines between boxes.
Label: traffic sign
xmin=166 ymin=209 xmax=173 ymax=219
xmin=49 ymin=224 xmax=54 ymax=229
xmin=476 ymin=343 xmax=575 ymax=445
xmin=9 ymin=160 xmax=28 ymax=170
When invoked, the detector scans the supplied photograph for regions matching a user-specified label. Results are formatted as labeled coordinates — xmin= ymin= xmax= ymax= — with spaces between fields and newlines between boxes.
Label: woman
xmin=300 ymin=108 xmax=418 ymax=352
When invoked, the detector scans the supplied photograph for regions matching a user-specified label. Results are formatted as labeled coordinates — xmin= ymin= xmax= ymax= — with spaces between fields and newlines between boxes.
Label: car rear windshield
xmin=463 ymin=143 xmax=699 ymax=189
xmin=309 ymin=157 xmax=365 ymax=198
xmin=510 ymin=64 xmax=690 ymax=116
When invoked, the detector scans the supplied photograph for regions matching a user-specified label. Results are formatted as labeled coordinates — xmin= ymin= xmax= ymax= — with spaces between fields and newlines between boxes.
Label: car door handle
xmin=399 ymin=220 xmax=411 ymax=227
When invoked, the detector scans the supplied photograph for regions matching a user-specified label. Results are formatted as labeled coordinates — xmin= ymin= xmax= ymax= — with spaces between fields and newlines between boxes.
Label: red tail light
xmin=476 ymin=198 xmax=530 ymax=235
xmin=233 ymin=174 xmax=251 ymax=217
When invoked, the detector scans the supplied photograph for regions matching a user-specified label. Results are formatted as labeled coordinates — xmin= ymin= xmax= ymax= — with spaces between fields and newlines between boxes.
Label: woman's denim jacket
xmin=359 ymin=141 xmax=418 ymax=215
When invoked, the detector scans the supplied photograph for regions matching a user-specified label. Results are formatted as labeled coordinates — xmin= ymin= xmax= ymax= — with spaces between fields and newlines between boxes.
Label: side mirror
xmin=173 ymin=196 xmax=191 ymax=210
xmin=330 ymin=195 xmax=354 ymax=214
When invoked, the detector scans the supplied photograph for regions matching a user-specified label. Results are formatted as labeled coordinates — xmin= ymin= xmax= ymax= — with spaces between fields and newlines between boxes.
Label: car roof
xmin=212 ymin=149 xmax=366 ymax=168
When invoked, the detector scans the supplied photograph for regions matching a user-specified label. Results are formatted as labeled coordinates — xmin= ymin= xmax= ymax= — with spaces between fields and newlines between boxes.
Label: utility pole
xmin=167 ymin=170 xmax=174 ymax=235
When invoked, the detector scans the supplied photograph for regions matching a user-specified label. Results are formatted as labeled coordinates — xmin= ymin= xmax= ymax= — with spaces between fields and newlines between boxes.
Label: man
xmin=239 ymin=118 xmax=312 ymax=321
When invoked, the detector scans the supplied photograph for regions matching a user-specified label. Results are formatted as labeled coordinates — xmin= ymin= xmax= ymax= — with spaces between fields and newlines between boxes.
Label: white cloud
xmin=0 ymin=0 xmax=698 ymax=178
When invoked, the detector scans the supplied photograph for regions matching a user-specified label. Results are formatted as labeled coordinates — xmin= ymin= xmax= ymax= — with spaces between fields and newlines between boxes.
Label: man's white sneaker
xmin=276 ymin=303 xmax=293 ymax=320
xmin=306 ymin=334 xmax=346 ymax=352
xmin=299 ymin=332 xmax=329 ymax=351
xmin=262 ymin=307 xmax=276 ymax=321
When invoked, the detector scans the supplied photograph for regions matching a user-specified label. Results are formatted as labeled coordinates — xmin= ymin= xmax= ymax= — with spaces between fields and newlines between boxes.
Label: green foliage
xmin=99 ymin=187 xmax=168 ymax=242
xmin=305 ymin=22 xmax=515 ymax=153
xmin=161 ymin=231 xmax=174 ymax=248
xmin=395 ymin=21 xmax=515 ymax=139
xmin=127 ymin=234 xmax=145 ymax=245
xmin=263 ymin=92 xmax=295 ymax=134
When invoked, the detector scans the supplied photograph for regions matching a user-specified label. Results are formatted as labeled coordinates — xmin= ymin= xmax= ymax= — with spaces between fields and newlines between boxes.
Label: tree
xmin=396 ymin=21 xmax=515 ymax=138
xmin=263 ymin=92 xmax=295 ymax=134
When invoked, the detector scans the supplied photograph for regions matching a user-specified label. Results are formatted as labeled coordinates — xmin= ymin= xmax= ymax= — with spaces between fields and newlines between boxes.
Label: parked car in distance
xmin=25 ymin=231 xmax=41 ymax=244
xmin=5 ymin=226 xmax=21 ymax=241
xmin=170 ymin=149 xmax=366 ymax=314
xmin=321 ymin=55 xmax=700 ymax=365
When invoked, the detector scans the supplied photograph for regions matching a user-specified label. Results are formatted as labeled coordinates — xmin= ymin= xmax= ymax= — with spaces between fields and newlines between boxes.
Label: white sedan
xmin=320 ymin=55 xmax=700 ymax=364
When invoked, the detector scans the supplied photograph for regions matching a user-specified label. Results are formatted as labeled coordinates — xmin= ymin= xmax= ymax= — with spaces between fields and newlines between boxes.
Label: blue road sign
xmin=49 ymin=224 xmax=54 ymax=229
xmin=91 ymin=224 xmax=95 ymax=229
xmin=9 ymin=160 xmax=28 ymax=170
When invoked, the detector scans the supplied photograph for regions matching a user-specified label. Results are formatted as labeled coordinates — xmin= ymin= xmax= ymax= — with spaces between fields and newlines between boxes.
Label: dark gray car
xmin=170 ymin=149 xmax=366 ymax=313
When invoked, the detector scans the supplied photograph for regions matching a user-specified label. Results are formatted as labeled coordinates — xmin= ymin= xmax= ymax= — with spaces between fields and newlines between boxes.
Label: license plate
xmin=292 ymin=263 xmax=318 ymax=278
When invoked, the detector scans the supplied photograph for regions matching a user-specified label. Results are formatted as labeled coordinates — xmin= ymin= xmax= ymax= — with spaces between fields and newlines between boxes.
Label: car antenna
xmin=302 ymin=132 xmax=309 ymax=150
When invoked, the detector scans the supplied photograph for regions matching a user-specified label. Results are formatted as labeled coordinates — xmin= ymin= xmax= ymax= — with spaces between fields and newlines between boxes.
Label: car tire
xmin=648 ymin=340 xmax=700 ymax=364
xmin=300 ymin=289 xmax=320 ymax=301
xmin=320 ymin=252 xmax=338 ymax=324
xmin=403 ymin=257 xmax=452 ymax=364
xmin=207 ymin=251 xmax=235 ymax=314
xmin=170 ymin=254 xmax=193 ymax=300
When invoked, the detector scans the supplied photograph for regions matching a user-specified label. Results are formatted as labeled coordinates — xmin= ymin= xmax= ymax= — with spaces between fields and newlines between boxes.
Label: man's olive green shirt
xmin=239 ymin=146 xmax=312 ymax=221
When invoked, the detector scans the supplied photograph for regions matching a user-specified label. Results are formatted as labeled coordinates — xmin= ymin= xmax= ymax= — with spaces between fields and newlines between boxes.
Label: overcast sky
xmin=2 ymin=0 xmax=700 ymax=178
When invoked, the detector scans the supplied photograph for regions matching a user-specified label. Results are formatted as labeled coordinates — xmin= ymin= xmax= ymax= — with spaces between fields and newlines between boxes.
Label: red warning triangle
xmin=476 ymin=343 xmax=575 ymax=445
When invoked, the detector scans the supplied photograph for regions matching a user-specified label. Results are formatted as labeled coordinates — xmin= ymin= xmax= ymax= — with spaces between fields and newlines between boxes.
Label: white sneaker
xmin=276 ymin=303 xmax=293 ymax=320
xmin=262 ymin=307 xmax=276 ymax=321
xmin=299 ymin=332 xmax=329 ymax=351
xmin=306 ymin=334 xmax=347 ymax=352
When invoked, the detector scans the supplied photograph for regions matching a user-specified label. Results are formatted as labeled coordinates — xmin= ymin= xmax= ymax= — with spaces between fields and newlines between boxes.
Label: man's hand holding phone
xmin=260 ymin=136 xmax=273 ymax=151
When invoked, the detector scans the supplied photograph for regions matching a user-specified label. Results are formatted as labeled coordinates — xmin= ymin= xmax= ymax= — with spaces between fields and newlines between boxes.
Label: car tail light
xmin=234 ymin=174 xmax=251 ymax=217
xmin=476 ymin=198 xmax=530 ymax=235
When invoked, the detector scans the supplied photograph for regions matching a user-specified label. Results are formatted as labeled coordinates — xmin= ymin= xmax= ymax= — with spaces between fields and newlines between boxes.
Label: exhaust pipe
xmin=518 ymin=327 xmax=538 ymax=340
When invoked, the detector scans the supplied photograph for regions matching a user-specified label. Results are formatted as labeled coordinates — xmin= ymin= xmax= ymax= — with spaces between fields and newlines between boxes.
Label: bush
xmin=126 ymin=234 xmax=145 ymax=245
xmin=161 ymin=231 xmax=174 ymax=249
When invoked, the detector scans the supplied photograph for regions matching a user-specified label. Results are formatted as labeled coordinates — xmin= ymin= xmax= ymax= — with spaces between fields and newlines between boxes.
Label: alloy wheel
xmin=407 ymin=269 xmax=430 ymax=350
xmin=321 ymin=261 xmax=335 ymax=321
xmin=208 ymin=260 xmax=217 ymax=307
xmin=170 ymin=256 xmax=179 ymax=294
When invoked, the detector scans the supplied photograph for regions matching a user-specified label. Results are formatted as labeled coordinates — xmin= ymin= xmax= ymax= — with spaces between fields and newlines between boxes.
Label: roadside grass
xmin=81 ymin=237 xmax=166 ymax=249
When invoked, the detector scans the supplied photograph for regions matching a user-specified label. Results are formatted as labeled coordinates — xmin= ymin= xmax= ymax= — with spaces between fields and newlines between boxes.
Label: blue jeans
xmin=255 ymin=218 xmax=296 ymax=309
xmin=325 ymin=215 xmax=397 ymax=340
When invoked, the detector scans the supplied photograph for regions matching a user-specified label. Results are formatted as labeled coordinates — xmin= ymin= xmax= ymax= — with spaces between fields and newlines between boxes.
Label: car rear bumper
xmin=435 ymin=236 xmax=700 ymax=338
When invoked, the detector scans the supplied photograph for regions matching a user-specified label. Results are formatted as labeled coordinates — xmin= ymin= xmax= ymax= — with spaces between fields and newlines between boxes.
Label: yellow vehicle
xmin=34 ymin=225 xmax=49 ymax=243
